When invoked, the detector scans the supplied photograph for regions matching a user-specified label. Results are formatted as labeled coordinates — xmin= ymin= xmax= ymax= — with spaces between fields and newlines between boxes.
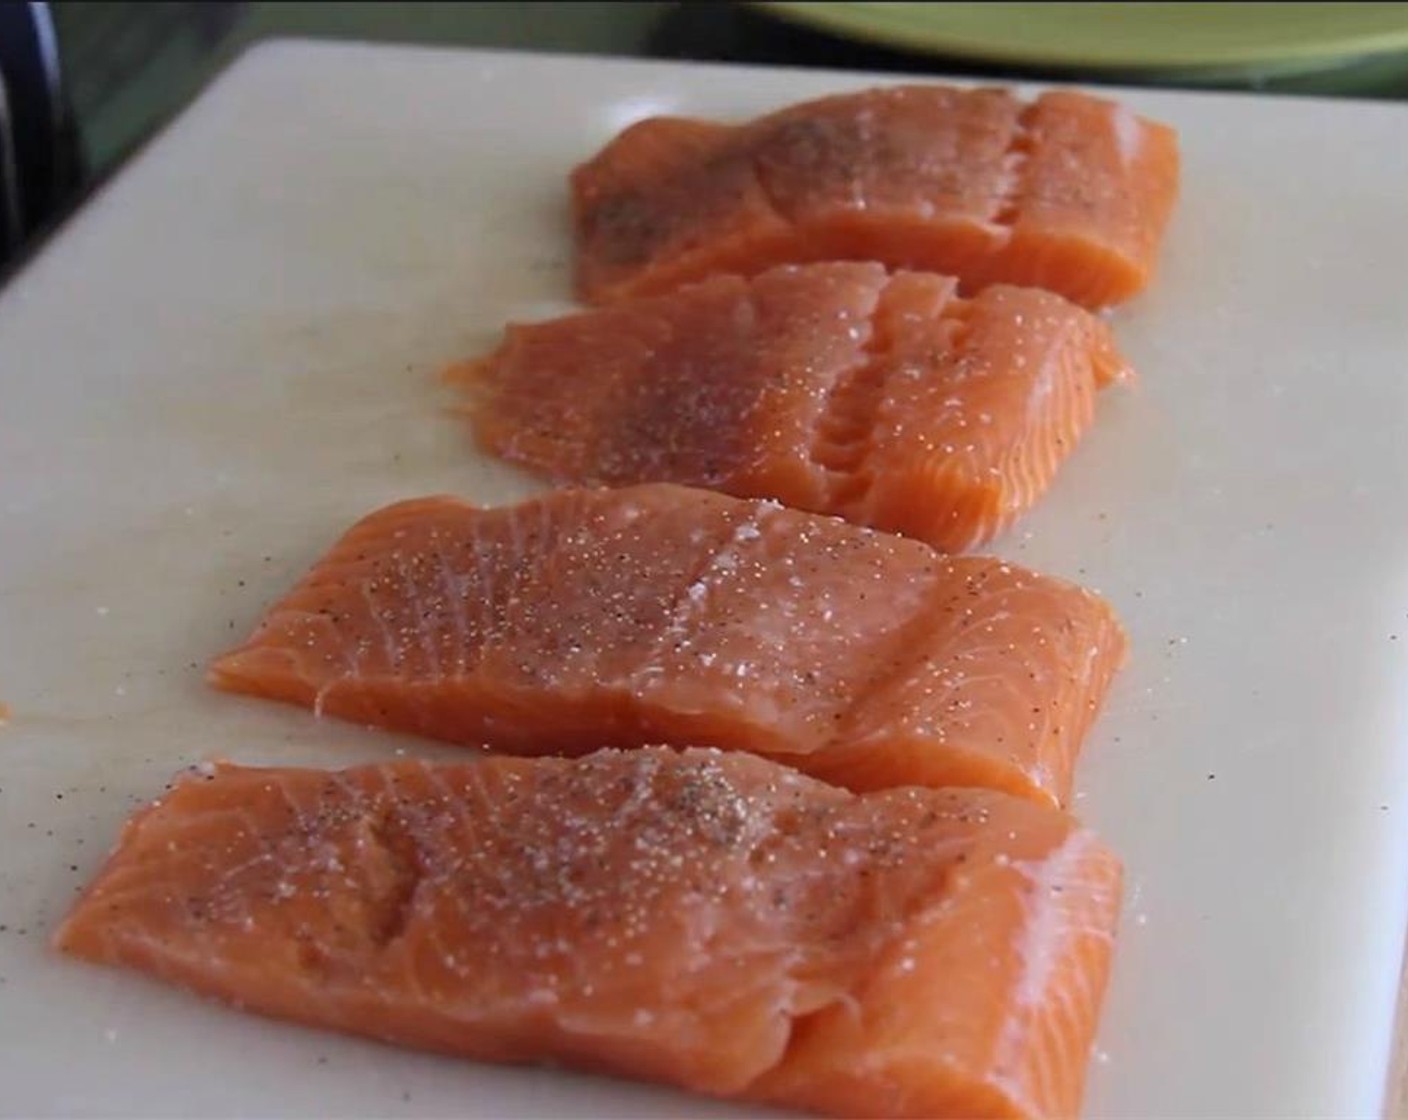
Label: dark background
xmin=10 ymin=1 xmax=1408 ymax=269
xmin=51 ymin=2 xmax=1408 ymax=173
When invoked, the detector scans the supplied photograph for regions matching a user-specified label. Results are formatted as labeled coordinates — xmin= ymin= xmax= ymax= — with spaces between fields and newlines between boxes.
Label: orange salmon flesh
xmin=209 ymin=484 xmax=1126 ymax=807
xmin=454 ymin=262 xmax=1131 ymax=553
xmin=55 ymin=749 xmax=1123 ymax=1119
xmin=572 ymin=84 xmax=1180 ymax=308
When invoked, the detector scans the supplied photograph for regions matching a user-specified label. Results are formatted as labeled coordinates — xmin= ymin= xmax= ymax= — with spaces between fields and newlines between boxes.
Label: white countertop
xmin=2 ymin=39 xmax=1408 ymax=1118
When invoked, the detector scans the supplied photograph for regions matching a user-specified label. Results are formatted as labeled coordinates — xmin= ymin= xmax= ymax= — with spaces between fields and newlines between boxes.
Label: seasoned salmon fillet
xmin=454 ymin=262 xmax=1130 ymax=552
xmin=55 ymin=748 xmax=1123 ymax=1119
xmin=209 ymin=484 xmax=1125 ymax=806
xmin=572 ymin=85 xmax=1179 ymax=308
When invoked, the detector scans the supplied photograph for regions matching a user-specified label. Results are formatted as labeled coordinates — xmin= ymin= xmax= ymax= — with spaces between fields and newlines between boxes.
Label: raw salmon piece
xmin=54 ymin=748 xmax=1123 ymax=1119
xmin=453 ymin=261 xmax=1130 ymax=553
xmin=572 ymin=84 xmax=1179 ymax=308
xmin=209 ymin=484 xmax=1125 ymax=806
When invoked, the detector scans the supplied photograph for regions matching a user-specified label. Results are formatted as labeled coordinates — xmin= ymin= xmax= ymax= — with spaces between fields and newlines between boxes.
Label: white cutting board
xmin=2 ymin=39 xmax=1407 ymax=1119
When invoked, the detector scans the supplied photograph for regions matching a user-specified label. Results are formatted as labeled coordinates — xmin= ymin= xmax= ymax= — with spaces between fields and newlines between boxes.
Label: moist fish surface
xmin=572 ymin=84 xmax=1180 ymax=308
xmin=209 ymin=484 xmax=1126 ymax=806
xmin=54 ymin=748 xmax=1124 ymax=1119
xmin=455 ymin=262 xmax=1131 ymax=553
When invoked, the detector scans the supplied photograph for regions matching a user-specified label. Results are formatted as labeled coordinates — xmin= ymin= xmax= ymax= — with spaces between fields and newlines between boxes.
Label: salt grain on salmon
xmin=54 ymin=748 xmax=1123 ymax=1119
xmin=453 ymin=262 xmax=1130 ymax=553
xmin=208 ymin=484 xmax=1126 ymax=806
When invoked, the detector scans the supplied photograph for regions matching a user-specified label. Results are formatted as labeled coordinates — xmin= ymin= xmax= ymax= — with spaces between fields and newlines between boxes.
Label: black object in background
xmin=0 ymin=51 xmax=21 ymax=259
xmin=0 ymin=1 xmax=83 ymax=266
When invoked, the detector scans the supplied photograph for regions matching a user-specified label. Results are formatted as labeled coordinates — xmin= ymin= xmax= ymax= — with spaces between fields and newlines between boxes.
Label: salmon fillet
xmin=572 ymin=85 xmax=1179 ymax=308
xmin=453 ymin=262 xmax=1130 ymax=552
xmin=54 ymin=748 xmax=1123 ymax=1119
xmin=209 ymin=484 xmax=1126 ymax=806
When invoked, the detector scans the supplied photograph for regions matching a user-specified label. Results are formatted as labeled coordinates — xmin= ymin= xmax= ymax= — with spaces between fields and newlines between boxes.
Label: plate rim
xmin=752 ymin=1 xmax=1408 ymax=72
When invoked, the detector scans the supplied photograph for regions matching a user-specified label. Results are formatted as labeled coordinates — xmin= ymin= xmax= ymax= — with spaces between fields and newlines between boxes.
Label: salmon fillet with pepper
xmin=209 ymin=484 xmax=1126 ymax=806
xmin=55 ymin=748 xmax=1123 ymax=1119
xmin=572 ymin=84 xmax=1179 ymax=308
xmin=453 ymin=261 xmax=1130 ymax=553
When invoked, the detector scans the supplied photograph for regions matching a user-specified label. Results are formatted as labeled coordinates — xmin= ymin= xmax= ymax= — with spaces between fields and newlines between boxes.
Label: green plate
xmin=754 ymin=2 xmax=1408 ymax=77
